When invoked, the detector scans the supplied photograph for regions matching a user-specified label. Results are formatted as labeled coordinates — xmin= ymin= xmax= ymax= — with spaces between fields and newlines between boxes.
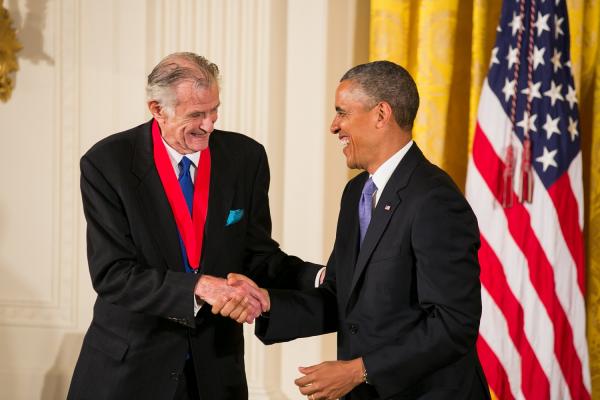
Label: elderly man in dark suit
xmin=67 ymin=52 xmax=321 ymax=400
xmin=247 ymin=61 xmax=490 ymax=400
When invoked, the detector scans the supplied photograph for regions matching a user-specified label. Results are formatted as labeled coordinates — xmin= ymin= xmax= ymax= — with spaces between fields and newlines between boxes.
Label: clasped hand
xmin=194 ymin=273 xmax=269 ymax=324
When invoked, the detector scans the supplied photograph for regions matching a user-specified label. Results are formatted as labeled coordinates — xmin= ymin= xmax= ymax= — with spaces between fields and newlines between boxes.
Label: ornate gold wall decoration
xmin=0 ymin=0 xmax=22 ymax=102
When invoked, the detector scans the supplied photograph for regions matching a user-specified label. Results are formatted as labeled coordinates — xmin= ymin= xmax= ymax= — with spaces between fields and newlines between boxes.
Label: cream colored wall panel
xmin=283 ymin=0 xmax=327 ymax=260
xmin=0 ymin=327 xmax=83 ymax=399
xmin=79 ymin=0 xmax=148 ymax=150
xmin=77 ymin=0 xmax=148 ymax=332
xmin=251 ymin=0 xmax=287 ymax=238
xmin=0 ymin=0 xmax=78 ymax=328
xmin=0 ymin=0 xmax=149 ymax=397
xmin=79 ymin=0 xmax=118 ymax=149
xmin=280 ymin=2 xmax=330 ymax=399
xmin=0 ymin=369 xmax=45 ymax=399
xmin=280 ymin=0 xmax=364 ymax=398
xmin=0 ymin=1 xmax=56 ymax=306
xmin=113 ymin=0 xmax=150 ymax=130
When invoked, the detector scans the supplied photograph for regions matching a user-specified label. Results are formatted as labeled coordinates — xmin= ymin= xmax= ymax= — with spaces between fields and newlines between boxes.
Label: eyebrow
xmin=186 ymin=103 xmax=221 ymax=118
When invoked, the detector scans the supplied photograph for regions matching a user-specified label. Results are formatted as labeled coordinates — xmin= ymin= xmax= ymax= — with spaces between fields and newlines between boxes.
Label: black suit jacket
xmin=68 ymin=120 xmax=320 ymax=400
xmin=257 ymin=144 xmax=490 ymax=399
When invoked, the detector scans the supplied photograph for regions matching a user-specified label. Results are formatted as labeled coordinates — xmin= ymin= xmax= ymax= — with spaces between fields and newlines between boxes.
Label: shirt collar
xmin=371 ymin=140 xmax=413 ymax=194
xmin=161 ymin=137 xmax=201 ymax=167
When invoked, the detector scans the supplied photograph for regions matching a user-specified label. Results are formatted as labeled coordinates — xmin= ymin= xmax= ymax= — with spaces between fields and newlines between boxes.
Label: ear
xmin=374 ymin=101 xmax=393 ymax=129
xmin=148 ymin=100 xmax=166 ymax=123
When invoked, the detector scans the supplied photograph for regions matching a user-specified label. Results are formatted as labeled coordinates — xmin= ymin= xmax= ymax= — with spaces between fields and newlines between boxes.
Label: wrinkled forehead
xmin=174 ymin=80 xmax=220 ymax=107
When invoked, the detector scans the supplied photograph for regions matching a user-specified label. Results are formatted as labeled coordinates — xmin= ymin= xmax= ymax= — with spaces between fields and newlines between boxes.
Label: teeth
xmin=340 ymin=137 xmax=349 ymax=147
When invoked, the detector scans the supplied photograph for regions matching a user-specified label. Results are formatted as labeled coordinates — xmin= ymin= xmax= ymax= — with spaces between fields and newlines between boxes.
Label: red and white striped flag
xmin=465 ymin=0 xmax=589 ymax=399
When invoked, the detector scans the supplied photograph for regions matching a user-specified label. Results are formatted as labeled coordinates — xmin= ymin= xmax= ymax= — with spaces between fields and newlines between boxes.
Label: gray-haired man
xmin=68 ymin=52 xmax=321 ymax=400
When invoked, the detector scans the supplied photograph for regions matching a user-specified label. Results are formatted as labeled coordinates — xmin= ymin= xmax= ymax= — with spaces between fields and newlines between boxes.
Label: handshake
xmin=193 ymin=273 xmax=269 ymax=324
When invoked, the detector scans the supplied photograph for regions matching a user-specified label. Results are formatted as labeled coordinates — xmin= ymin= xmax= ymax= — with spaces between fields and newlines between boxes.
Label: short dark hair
xmin=341 ymin=61 xmax=419 ymax=130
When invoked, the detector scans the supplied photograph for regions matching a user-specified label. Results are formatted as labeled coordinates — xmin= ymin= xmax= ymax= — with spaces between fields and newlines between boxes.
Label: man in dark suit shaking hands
xmin=251 ymin=61 xmax=491 ymax=399
xmin=68 ymin=52 xmax=321 ymax=400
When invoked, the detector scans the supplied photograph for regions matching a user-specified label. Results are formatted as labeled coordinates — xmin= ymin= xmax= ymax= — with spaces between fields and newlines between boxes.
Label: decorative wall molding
xmin=0 ymin=0 xmax=80 ymax=328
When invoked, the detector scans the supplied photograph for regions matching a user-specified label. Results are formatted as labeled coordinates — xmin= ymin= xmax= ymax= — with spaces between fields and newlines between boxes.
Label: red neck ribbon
xmin=151 ymin=119 xmax=211 ymax=270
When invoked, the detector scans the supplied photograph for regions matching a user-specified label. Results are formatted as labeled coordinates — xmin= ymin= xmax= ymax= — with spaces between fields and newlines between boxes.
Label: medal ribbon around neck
xmin=151 ymin=119 xmax=211 ymax=270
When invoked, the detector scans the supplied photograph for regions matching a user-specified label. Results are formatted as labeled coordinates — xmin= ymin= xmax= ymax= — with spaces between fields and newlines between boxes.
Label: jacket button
xmin=349 ymin=324 xmax=358 ymax=334
xmin=170 ymin=372 xmax=179 ymax=381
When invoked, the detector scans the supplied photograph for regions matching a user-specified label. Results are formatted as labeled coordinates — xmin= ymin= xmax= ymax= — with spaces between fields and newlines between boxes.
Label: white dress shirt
xmin=161 ymin=138 xmax=203 ymax=314
xmin=162 ymin=137 xmax=201 ymax=182
xmin=371 ymin=140 xmax=413 ymax=206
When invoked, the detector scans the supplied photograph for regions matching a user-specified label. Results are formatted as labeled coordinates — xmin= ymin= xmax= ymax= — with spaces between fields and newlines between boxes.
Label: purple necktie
xmin=359 ymin=177 xmax=377 ymax=246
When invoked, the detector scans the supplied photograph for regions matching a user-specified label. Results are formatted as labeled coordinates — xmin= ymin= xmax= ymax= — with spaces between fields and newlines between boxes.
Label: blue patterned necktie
xmin=178 ymin=156 xmax=194 ymax=272
xmin=358 ymin=177 xmax=377 ymax=246
xmin=178 ymin=156 xmax=194 ymax=214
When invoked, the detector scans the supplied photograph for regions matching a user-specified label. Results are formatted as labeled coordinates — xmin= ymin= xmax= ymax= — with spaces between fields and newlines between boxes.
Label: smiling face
xmin=330 ymin=80 xmax=381 ymax=173
xmin=151 ymin=81 xmax=220 ymax=154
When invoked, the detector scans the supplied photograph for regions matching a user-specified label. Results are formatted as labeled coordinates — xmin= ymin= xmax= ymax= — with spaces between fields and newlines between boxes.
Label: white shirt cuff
xmin=194 ymin=295 xmax=204 ymax=315
xmin=314 ymin=267 xmax=326 ymax=287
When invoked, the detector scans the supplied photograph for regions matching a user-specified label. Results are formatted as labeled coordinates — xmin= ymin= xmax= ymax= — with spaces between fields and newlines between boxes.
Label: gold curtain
xmin=370 ymin=0 xmax=600 ymax=398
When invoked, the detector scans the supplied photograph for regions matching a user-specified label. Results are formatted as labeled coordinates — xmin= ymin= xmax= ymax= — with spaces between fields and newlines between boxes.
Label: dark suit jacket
xmin=257 ymin=144 xmax=490 ymax=400
xmin=68 ymin=120 xmax=321 ymax=400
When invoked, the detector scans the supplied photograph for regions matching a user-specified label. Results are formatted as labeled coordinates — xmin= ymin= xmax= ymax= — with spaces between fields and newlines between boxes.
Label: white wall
xmin=0 ymin=0 xmax=367 ymax=398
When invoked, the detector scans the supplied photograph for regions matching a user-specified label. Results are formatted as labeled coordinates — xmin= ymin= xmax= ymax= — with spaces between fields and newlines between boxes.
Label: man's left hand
xmin=294 ymin=358 xmax=365 ymax=400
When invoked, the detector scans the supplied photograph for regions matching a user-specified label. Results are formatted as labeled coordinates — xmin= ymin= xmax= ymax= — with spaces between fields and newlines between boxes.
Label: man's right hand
xmin=227 ymin=272 xmax=270 ymax=312
xmin=194 ymin=274 xmax=268 ymax=323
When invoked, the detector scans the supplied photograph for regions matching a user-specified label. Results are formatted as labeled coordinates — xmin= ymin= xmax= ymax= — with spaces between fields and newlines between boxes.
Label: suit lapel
xmin=132 ymin=121 xmax=184 ymax=272
xmin=200 ymin=132 xmax=235 ymax=276
xmin=346 ymin=144 xmax=425 ymax=311
xmin=336 ymin=174 xmax=365 ymax=311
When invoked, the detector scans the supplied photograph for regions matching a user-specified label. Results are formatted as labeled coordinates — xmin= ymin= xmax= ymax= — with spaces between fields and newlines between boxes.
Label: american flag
xmin=465 ymin=0 xmax=589 ymax=399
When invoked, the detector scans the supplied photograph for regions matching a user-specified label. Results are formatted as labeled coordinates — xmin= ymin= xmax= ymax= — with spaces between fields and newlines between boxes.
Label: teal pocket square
xmin=226 ymin=209 xmax=244 ymax=226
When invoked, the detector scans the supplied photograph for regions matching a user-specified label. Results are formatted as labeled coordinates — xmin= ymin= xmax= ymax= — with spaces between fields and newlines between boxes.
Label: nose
xmin=330 ymin=115 xmax=340 ymax=134
xmin=201 ymin=113 xmax=217 ymax=133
